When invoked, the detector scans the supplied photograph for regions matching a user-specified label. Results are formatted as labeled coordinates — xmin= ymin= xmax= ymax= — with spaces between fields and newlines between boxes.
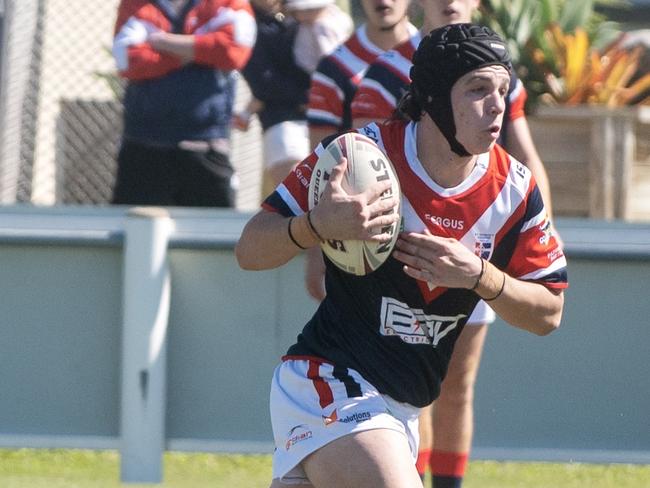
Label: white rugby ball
xmin=308 ymin=132 xmax=401 ymax=276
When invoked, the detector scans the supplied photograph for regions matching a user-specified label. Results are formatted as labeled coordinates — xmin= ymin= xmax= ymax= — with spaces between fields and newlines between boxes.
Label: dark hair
xmin=394 ymin=91 xmax=424 ymax=122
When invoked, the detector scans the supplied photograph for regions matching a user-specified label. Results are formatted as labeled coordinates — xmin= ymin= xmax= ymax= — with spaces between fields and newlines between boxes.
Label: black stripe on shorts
xmin=332 ymin=365 xmax=362 ymax=399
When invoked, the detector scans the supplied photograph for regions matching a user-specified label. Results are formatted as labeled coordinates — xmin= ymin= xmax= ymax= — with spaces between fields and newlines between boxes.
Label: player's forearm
xmin=236 ymin=211 xmax=319 ymax=270
xmin=475 ymin=260 xmax=564 ymax=336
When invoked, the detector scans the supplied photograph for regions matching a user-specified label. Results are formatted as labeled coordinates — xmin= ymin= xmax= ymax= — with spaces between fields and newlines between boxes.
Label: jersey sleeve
xmin=351 ymin=60 xmax=404 ymax=122
xmin=505 ymin=183 xmax=568 ymax=289
xmin=262 ymin=152 xmax=318 ymax=217
xmin=307 ymin=56 xmax=347 ymax=131
xmin=262 ymin=133 xmax=342 ymax=216
xmin=507 ymin=76 xmax=527 ymax=121
xmin=192 ymin=0 xmax=256 ymax=71
xmin=113 ymin=2 xmax=182 ymax=80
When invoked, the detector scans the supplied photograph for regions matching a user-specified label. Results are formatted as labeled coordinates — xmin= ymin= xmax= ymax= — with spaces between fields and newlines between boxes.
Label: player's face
xmin=361 ymin=0 xmax=411 ymax=30
xmin=419 ymin=0 xmax=480 ymax=28
xmin=450 ymin=65 xmax=510 ymax=154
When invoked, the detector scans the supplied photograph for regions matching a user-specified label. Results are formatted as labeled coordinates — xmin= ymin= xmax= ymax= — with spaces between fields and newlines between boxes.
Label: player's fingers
xmin=364 ymin=179 xmax=394 ymax=204
xmin=368 ymin=195 xmax=399 ymax=217
xmin=392 ymin=248 xmax=432 ymax=271
xmin=402 ymin=265 xmax=435 ymax=284
xmin=395 ymin=235 xmax=431 ymax=257
xmin=398 ymin=231 xmax=446 ymax=250
xmin=327 ymin=157 xmax=348 ymax=191
xmin=367 ymin=212 xmax=400 ymax=234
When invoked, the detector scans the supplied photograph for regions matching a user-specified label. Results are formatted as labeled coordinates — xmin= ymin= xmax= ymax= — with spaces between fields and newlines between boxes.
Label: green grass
xmin=1 ymin=448 xmax=649 ymax=487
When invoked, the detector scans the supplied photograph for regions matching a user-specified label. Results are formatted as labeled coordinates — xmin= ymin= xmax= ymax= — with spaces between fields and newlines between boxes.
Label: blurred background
xmin=0 ymin=0 xmax=648 ymax=217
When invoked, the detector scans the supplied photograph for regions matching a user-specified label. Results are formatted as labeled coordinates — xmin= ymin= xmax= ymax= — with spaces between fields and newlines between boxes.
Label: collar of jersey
xmin=404 ymin=121 xmax=490 ymax=198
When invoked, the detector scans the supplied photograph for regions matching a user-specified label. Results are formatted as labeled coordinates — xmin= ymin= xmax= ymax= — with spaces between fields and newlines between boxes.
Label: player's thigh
xmin=302 ymin=429 xmax=424 ymax=488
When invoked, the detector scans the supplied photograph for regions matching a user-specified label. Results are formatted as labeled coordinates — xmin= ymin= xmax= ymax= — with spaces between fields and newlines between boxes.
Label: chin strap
xmin=422 ymin=95 xmax=471 ymax=157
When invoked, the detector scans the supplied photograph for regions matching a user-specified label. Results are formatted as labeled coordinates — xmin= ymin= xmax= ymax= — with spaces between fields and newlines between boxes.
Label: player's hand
xmin=393 ymin=231 xmax=482 ymax=289
xmin=310 ymin=157 xmax=400 ymax=243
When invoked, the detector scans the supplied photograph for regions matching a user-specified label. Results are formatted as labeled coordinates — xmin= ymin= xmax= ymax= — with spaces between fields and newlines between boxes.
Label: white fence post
xmin=120 ymin=207 xmax=173 ymax=483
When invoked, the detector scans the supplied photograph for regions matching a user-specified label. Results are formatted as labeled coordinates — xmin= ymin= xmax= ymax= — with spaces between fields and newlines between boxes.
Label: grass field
xmin=1 ymin=448 xmax=649 ymax=488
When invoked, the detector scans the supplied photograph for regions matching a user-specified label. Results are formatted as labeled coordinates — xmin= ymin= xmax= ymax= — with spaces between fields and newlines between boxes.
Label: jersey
xmin=113 ymin=0 xmax=256 ymax=144
xmin=306 ymin=23 xmax=417 ymax=134
xmin=350 ymin=33 xmax=527 ymax=144
xmin=262 ymin=121 xmax=568 ymax=407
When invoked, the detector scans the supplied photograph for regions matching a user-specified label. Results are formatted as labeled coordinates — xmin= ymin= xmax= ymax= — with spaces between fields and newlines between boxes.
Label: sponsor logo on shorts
xmin=285 ymin=424 xmax=313 ymax=451
xmin=322 ymin=409 xmax=372 ymax=427
xmin=380 ymin=296 xmax=466 ymax=347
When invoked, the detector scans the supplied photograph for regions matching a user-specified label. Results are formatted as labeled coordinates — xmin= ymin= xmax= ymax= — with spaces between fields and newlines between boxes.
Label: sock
xmin=430 ymin=450 xmax=468 ymax=488
xmin=416 ymin=448 xmax=432 ymax=480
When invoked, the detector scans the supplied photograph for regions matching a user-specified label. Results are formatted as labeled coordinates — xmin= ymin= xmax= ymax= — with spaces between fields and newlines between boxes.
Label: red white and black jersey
xmin=350 ymin=33 xmax=527 ymax=143
xmin=262 ymin=121 xmax=568 ymax=407
xmin=306 ymin=23 xmax=417 ymax=133
xmin=112 ymin=0 xmax=256 ymax=145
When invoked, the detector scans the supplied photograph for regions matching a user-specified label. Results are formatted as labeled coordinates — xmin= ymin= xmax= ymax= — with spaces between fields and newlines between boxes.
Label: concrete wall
xmin=0 ymin=205 xmax=649 ymax=464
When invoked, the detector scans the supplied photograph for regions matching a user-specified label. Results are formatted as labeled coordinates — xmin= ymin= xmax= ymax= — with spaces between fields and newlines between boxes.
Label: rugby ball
xmin=308 ymin=132 xmax=401 ymax=276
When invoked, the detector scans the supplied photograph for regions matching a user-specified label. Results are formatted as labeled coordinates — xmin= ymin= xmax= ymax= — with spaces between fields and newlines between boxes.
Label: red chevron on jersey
xmin=361 ymin=121 xmax=565 ymax=302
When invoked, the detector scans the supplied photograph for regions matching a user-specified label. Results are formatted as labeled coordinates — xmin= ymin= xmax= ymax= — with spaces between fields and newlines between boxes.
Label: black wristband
xmin=482 ymin=271 xmax=506 ymax=301
xmin=306 ymin=210 xmax=325 ymax=242
xmin=287 ymin=217 xmax=307 ymax=250
xmin=470 ymin=257 xmax=485 ymax=291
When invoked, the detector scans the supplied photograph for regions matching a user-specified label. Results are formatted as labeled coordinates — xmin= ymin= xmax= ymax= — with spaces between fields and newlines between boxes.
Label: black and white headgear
xmin=409 ymin=23 xmax=512 ymax=156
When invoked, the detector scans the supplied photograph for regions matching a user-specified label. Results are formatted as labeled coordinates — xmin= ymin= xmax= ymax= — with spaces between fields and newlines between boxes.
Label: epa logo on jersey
xmin=380 ymin=297 xmax=466 ymax=347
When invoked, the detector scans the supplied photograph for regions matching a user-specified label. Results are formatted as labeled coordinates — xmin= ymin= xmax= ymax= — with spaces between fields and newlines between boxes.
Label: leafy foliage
xmin=478 ymin=0 xmax=649 ymax=107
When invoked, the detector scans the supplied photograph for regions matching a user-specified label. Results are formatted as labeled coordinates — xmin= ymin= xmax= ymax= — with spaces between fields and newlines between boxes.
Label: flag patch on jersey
xmin=473 ymin=233 xmax=495 ymax=260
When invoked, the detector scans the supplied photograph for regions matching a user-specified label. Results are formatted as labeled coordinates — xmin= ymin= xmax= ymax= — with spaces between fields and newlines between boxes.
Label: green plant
xmin=532 ymin=25 xmax=650 ymax=106
xmin=478 ymin=0 xmax=644 ymax=107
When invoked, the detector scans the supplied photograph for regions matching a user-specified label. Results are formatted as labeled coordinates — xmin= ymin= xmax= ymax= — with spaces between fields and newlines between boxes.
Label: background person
xmin=235 ymin=23 xmax=567 ymax=488
xmin=304 ymin=0 xmax=417 ymax=300
xmin=235 ymin=0 xmax=313 ymax=198
xmin=350 ymin=2 xmax=557 ymax=485
xmin=111 ymin=0 xmax=256 ymax=207
xmin=284 ymin=0 xmax=354 ymax=75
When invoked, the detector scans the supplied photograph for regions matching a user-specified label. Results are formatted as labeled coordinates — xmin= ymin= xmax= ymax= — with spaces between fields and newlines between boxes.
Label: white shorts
xmin=270 ymin=358 xmax=421 ymax=484
xmin=263 ymin=121 xmax=310 ymax=168
xmin=466 ymin=300 xmax=496 ymax=325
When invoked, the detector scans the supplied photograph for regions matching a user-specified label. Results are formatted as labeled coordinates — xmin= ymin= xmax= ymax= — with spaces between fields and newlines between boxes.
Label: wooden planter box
xmin=528 ymin=105 xmax=650 ymax=221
